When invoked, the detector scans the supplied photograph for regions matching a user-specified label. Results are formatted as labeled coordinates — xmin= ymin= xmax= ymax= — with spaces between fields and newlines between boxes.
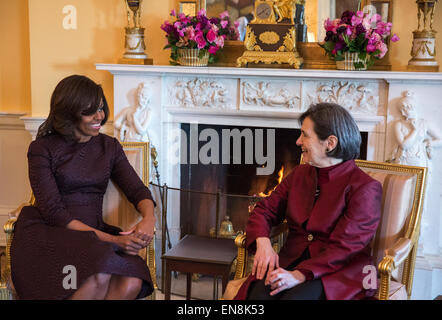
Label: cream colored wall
xmin=26 ymin=0 xmax=174 ymax=118
xmin=0 ymin=0 xmax=31 ymax=114
xmin=0 ymin=0 xmax=441 ymax=118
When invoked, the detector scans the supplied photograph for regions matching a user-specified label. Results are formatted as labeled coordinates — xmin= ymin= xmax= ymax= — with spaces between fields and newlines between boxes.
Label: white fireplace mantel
xmin=97 ymin=64 xmax=442 ymax=82
xmin=96 ymin=64 xmax=442 ymax=299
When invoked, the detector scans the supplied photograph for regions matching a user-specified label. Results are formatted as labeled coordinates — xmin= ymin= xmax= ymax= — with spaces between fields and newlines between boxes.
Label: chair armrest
xmin=234 ymin=232 xmax=247 ymax=249
xmin=8 ymin=202 xmax=29 ymax=219
xmin=385 ymin=237 xmax=412 ymax=267
xmin=4 ymin=218 xmax=17 ymax=235
xmin=378 ymin=237 xmax=412 ymax=300
xmin=379 ymin=237 xmax=412 ymax=275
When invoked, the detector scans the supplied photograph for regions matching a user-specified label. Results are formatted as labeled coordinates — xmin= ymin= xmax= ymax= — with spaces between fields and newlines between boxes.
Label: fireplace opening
xmin=179 ymin=123 xmax=368 ymax=238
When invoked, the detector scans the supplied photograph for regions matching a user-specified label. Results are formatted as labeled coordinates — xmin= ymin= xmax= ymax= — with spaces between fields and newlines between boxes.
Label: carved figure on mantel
xmin=172 ymin=79 xmax=228 ymax=108
xmin=115 ymin=82 xmax=152 ymax=142
xmin=307 ymin=81 xmax=378 ymax=115
xmin=390 ymin=90 xmax=442 ymax=256
xmin=390 ymin=90 xmax=442 ymax=166
xmin=242 ymin=81 xmax=300 ymax=108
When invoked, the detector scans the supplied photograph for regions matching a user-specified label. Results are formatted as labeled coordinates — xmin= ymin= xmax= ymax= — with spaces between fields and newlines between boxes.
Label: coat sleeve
xmin=27 ymin=140 xmax=74 ymax=227
xmin=294 ymin=179 xmax=382 ymax=279
xmin=110 ymin=138 xmax=156 ymax=208
xmin=246 ymin=168 xmax=296 ymax=253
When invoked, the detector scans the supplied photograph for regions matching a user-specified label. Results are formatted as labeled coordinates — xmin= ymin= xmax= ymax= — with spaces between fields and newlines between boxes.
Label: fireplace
xmin=178 ymin=123 xmax=368 ymax=238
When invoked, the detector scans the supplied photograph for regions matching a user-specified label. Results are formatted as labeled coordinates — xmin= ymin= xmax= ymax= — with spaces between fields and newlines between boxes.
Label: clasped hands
xmin=253 ymin=237 xmax=306 ymax=296
xmin=114 ymin=216 xmax=155 ymax=256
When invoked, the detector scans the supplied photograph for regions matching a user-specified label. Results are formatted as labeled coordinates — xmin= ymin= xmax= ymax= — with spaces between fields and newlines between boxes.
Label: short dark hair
xmin=299 ymin=102 xmax=361 ymax=161
xmin=37 ymin=75 xmax=109 ymax=141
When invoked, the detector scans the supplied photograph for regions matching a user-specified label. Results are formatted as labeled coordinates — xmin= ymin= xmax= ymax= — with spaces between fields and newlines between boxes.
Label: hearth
xmin=179 ymin=123 xmax=367 ymax=237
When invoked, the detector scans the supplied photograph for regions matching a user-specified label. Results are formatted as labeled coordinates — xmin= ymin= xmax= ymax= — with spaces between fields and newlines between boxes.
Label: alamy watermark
xmin=362 ymin=265 xmax=377 ymax=290
xmin=62 ymin=265 xmax=77 ymax=290
xmin=168 ymin=123 xmax=276 ymax=176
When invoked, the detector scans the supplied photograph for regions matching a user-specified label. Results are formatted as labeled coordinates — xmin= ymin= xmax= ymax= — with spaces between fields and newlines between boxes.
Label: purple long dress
xmin=11 ymin=133 xmax=154 ymax=300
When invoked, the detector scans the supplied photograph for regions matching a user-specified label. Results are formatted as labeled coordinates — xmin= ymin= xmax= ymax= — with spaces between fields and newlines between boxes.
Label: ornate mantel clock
xmin=237 ymin=0 xmax=303 ymax=68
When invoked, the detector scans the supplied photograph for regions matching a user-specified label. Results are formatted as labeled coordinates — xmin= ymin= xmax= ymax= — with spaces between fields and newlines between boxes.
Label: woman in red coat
xmin=234 ymin=102 xmax=382 ymax=300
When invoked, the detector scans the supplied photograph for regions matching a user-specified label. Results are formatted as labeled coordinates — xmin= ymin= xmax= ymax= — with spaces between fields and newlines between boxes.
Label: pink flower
xmin=351 ymin=15 xmax=363 ymax=26
xmin=391 ymin=34 xmax=400 ymax=42
xmin=170 ymin=9 xmax=176 ymax=16
xmin=221 ymin=20 xmax=229 ymax=29
xmin=376 ymin=41 xmax=388 ymax=58
xmin=186 ymin=26 xmax=195 ymax=40
xmin=207 ymin=29 xmax=217 ymax=43
xmin=197 ymin=9 xmax=206 ymax=17
xmin=178 ymin=13 xmax=186 ymax=20
xmin=324 ymin=18 xmax=336 ymax=33
xmin=366 ymin=44 xmax=376 ymax=53
xmin=208 ymin=46 xmax=219 ymax=54
xmin=215 ymin=36 xmax=224 ymax=48
xmin=195 ymin=31 xmax=206 ymax=49
xmin=356 ymin=11 xmax=364 ymax=18
xmin=219 ymin=10 xmax=229 ymax=20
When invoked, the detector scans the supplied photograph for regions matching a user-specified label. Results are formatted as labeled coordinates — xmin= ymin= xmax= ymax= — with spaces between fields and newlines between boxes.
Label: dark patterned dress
xmin=11 ymin=133 xmax=154 ymax=300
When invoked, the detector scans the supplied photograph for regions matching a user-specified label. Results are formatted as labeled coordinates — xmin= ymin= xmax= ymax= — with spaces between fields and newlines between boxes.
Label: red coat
xmin=234 ymin=160 xmax=382 ymax=300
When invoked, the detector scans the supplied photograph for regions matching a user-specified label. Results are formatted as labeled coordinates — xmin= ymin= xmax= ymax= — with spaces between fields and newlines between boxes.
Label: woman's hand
xmin=267 ymin=269 xmax=306 ymax=296
xmin=252 ymin=237 xmax=279 ymax=281
xmin=112 ymin=234 xmax=146 ymax=256
xmin=120 ymin=216 xmax=155 ymax=247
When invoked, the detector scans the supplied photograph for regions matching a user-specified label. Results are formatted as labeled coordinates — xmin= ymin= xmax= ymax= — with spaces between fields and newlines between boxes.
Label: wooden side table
xmin=161 ymin=234 xmax=237 ymax=300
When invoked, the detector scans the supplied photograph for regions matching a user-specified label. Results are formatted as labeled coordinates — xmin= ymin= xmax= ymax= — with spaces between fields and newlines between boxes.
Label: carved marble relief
xmin=167 ymin=78 xmax=231 ymax=108
xmin=390 ymin=90 xmax=442 ymax=167
xmin=389 ymin=90 xmax=442 ymax=257
xmin=114 ymin=82 xmax=152 ymax=142
xmin=241 ymin=80 xmax=301 ymax=109
xmin=305 ymin=81 xmax=380 ymax=115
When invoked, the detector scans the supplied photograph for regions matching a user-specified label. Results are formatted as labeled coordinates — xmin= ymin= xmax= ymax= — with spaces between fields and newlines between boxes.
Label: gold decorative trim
xmin=121 ymin=141 xmax=149 ymax=185
xmin=244 ymin=26 xmax=262 ymax=52
xmin=356 ymin=159 xmax=427 ymax=300
xmin=277 ymin=27 xmax=296 ymax=52
xmin=259 ymin=31 xmax=280 ymax=45
xmin=233 ymin=233 xmax=248 ymax=279
xmin=237 ymin=51 xmax=303 ymax=68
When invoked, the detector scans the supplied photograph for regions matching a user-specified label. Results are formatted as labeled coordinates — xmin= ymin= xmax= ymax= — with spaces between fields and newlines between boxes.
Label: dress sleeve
xmin=110 ymin=138 xmax=155 ymax=208
xmin=245 ymin=169 xmax=295 ymax=253
xmin=27 ymin=140 xmax=74 ymax=227
xmin=294 ymin=179 xmax=382 ymax=279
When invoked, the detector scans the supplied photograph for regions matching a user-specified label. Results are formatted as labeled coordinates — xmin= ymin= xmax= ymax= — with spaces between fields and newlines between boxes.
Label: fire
xmin=258 ymin=166 xmax=284 ymax=197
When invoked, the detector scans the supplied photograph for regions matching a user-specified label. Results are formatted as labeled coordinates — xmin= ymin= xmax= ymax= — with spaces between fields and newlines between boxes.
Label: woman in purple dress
xmin=11 ymin=75 xmax=156 ymax=300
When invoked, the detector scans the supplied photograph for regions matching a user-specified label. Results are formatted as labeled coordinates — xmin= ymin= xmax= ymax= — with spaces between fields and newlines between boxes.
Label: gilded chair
xmin=224 ymin=160 xmax=427 ymax=300
xmin=0 ymin=141 xmax=157 ymax=300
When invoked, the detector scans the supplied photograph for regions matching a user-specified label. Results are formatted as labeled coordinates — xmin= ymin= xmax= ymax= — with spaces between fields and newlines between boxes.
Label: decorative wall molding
xmin=0 ymin=113 xmax=27 ymax=131
xmin=20 ymin=116 xmax=113 ymax=140
xmin=20 ymin=116 xmax=46 ymax=140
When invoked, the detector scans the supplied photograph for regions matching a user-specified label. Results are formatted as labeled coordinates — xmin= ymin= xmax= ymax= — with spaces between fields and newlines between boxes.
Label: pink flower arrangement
xmin=161 ymin=9 xmax=240 ymax=64
xmin=320 ymin=10 xmax=399 ymax=69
